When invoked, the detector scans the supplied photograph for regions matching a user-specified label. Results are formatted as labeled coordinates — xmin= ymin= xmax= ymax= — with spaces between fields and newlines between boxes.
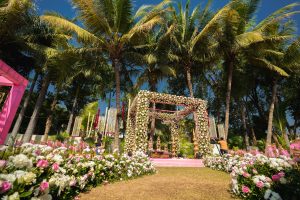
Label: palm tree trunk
xmin=241 ymin=103 xmax=250 ymax=150
xmin=251 ymin=128 xmax=257 ymax=146
xmin=113 ymin=59 xmax=121 ymax=151
xmin=266 ymin=80 xmax=278 ymax=149
xmin=42 ymin=92 xmax=58 ymax=142
xmin=9 ymin=72 xmax=38 ymax=146
xmin=185 ymin=65 xmax=194 ymax=97
xmin=23 ymin=73 xmax=50 ymax=143
xmin=66 ymin=86 xmax=80 ymax=134
xmin=224 ymin=59 xmax=234 ymax=140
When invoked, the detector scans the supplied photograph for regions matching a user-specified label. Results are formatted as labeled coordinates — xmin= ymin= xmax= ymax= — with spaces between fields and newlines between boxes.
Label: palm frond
xmin=255 ymin=3 xmax=299 ymax=30
xmin=122 ymin=15 xmax=163 ymax=41
xmin=41 ymin=14 xmax=103 ymax=45
xmin=115 ymin=0 xmax=133 ymax=33
xmin=72 ymin=0 xmax=111 ymax=35
xmin=190 ymin=1 xmax=233 ymax=50
xmin=254 ymin=58 xmax=289 ymax=77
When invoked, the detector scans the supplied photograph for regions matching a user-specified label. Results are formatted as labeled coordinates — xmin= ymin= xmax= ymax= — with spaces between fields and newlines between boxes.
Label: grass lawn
xmin=79 ymin=167 xmax=237 ymax=200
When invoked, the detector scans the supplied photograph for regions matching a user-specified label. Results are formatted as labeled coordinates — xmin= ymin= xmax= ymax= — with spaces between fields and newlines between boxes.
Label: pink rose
xmin=272 ymin=174 xmax=280 ymax=181
xmin=278 ymin=172 xmax=285 ymax=178
xmin=242 ymin=185 xmax=250 ymax=193
xmin=70 ymin=180 xmax=77 ymax=187
xmin=0 ymin=181 xmax=11 ymax=193
xmin=242 ymin=172 xmax=251 ymax=178
xmin=256 ymin=181 xmax=264 ymax=188
xmin=35 ymin=149 xmax=41 ymax=155
xmin=37 ymin=160 xmax=49 ymax=168
xmin=52 ymin=163 xmax=59 ymax=172
xmin=0 ymin=160 xmax=6 ymax=169
xmin=39 ymin=181 xmax=49 ymax=192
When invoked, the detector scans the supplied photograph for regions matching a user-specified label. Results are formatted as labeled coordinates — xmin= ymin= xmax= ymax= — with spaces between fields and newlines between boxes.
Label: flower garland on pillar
xmin=125 ymin=114 xmax=136 ymax=152
xmin=196 ymin=104 xmax=211 ymax=156
xmin=169 ymin=122 xmax=180 ymax=157
xmin=135 ymin=92 xmax=150 ymax=152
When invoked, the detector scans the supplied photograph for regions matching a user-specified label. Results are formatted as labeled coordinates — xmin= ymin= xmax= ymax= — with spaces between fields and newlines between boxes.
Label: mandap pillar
xmin=0 ymin=60 xmax=28 ymax=144
xmin=134 ymin=93 xmax=150 ymax=152
xmin=195 ymin=103 xmax=211 ymax=156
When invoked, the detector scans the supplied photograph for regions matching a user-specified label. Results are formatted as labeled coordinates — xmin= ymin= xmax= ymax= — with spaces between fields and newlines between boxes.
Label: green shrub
xmin=56 ymin=132 xmax=70 ymax=142
xmin=256 ymin=139 xmax=266 ymax=151
xmin=84 ymin=137 xmax=96 ymax=147
xmin=179 ymin=138 xmax=194 ymax=158
xmin=228 ymin=135 xmax=244 ymax=149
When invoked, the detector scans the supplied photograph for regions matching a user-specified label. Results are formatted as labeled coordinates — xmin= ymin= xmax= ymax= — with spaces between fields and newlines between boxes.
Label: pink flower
xmin=52 ymin=163 xmax=59 ymax=172
xmin=242 ymin=185 xmax=250 ymax=193
xmin=252 ymin=169 xmax=258 ymax=174
xmin=70 ymin=180 xmax=77 ymax=186
xmin=272 ymin=174 xmax=280 ymax=181
xmin=37 ymin=160 xmax=49 ymax=168
xmin=39 ymin=181 xmax=49 ymax=192
xmin=278 ymin=172 xmax=285 ymax=178
xmin=0 ymin=160 xmax=6 ymax=168
xmin=0 ymin=181 xmax=11 ymax=193
xmin=256 ymin=181 xmax=264 ymax=188
xmin=35 ymin=149 xmax=41 ymax=155
xmin=265 ymin=177 xmax=272 ymax=183
xmin=242 ymin=172 xmax=251 ymax=178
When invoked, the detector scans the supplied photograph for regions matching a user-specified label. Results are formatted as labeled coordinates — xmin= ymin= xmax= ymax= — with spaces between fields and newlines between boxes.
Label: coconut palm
xmin=217 ymin=0 xmax=299 ymax=139
xmin=22 ymin=21 xmax=80 ymax=142
xmin=0 ymin=0 xmax=35 ymax=73
xmin=133 ymin=28 xmax=176 ymax=142
xmin=41 ymin=0 xmax=171 ymax=150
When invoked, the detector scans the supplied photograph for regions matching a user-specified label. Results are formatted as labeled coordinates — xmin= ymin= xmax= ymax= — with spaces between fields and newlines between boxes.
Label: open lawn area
xmin=79 ymin=167 xmax=236 ymax=200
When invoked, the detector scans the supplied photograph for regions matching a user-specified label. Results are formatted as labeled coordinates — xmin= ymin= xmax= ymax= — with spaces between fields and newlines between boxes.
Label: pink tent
xmin=0 ymin=60 xmax=28 ymax=144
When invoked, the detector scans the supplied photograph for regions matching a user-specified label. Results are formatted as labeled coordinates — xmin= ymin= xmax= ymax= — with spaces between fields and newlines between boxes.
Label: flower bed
xmin=204 ymin=151 xmax=300 ymax=200
xmin=0 ymin=143 xmax=155 ymax=199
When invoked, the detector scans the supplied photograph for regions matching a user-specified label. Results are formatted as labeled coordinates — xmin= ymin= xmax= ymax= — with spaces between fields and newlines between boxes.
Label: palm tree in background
xmin=22 ymin=21 xmax=80 ymax=142
xmin=0 ymin=0 xmax=35 ymax=73
xmin=41 ymin=0 xmax=171 ymax=150
xmin=217 ymin=0 xmax=299 ymax=139
xmin=133 ymin=28 xmax=176 ymax=143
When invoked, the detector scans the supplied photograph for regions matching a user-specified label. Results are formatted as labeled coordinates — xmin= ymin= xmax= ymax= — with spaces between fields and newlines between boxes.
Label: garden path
xmin=79 ymin=167 xmax=236 ymax=200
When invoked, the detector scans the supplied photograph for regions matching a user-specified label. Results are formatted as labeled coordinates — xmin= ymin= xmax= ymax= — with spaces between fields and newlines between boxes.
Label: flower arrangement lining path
xmin=79 ymin=168 xmax=236 ymax=200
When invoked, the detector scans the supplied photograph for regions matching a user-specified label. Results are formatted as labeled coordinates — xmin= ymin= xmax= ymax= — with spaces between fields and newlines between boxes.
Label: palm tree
xmin=8 ymin=72 xmax=39 ymax=146
xmin=133 ymin=28 xmax=176 ymax=143
xmin=263 ymin=37 xmax=300 ymax=148
xmin=41 ymin=0 xmax=171 ymax=150
xmin=22 ymin=21 xmax=77 ymax=143
xmin=217 ymin=1 xmax=299 ymax=139
xmin=0 ymin=0 xmax=35 ymax=73
xmin=167 ymin=0 xmax=221 ymax=98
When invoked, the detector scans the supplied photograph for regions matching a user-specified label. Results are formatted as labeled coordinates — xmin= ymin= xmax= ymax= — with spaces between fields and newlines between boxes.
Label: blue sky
xmin=36 ymin=0 xmax=300 ymax=115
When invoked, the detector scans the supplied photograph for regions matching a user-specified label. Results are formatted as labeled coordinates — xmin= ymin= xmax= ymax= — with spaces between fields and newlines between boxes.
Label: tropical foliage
xmin=0 ymin=0 xmax=299 ymax=155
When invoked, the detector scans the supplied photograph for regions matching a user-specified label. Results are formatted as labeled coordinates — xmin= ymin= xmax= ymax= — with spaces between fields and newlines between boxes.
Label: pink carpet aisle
xmin=150 ymin=158 xmax=204 ymax=167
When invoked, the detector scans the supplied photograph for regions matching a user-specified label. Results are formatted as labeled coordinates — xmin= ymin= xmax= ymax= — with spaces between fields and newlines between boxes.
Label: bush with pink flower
xmin=204 ymin=149 xmax=300 ymax=200
xmin=0 ymin=142 xmax=155 ymax=199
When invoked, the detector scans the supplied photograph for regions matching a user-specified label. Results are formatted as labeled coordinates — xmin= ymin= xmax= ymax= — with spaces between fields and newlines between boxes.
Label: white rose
xmin=0 ymin=174 xmax=16 ymax=183
xmin=10 ymin=154 xmax=32 ymax=169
